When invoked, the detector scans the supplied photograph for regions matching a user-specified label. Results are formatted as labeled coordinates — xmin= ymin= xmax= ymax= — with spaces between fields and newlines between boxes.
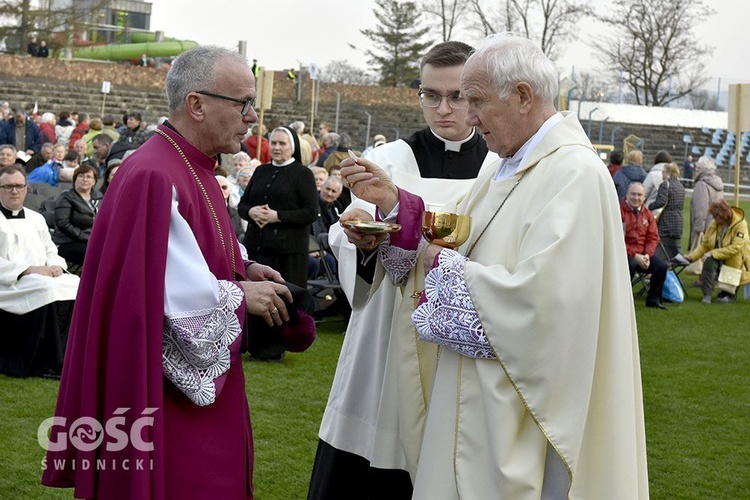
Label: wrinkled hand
xmin=239 ymin=280 xmax=292 ymax=326
xmin=22 ymin=265 xmax=63 ymax=277
xmin=422 ymin=244 xmax=443 ymax=271
xmin=635 ymin=253 xmax=650 ymax=269
xmin=339 ymin=157 xmax=399 ymax=213
xmin=248 ymin=204 xmax=275 ymax=228
xmin=265 ymin=208 xmax=280 ymax=224
xmin=246 ymin=262 xmax=284 ymax=283
xmin=339 ymin=209 xmax=387 ymax=251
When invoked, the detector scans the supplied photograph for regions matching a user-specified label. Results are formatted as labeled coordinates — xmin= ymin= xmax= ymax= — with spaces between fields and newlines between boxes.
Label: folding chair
xmin=658 ymin=240 xmax=688 ymax=298
xmin=40 ymin=198 xmax=58 ymax=231
xmin=307 ymin=234 xmax=349 ymax=320
xmin=22 ymin=192 xmax=46 ymax=212
xmin=631 ymin=270 xmax=650 ymax=298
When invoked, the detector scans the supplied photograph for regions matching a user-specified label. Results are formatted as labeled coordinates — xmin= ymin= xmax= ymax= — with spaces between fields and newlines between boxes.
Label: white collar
xmin=272 ymin=158 xmax=295 ymax=167
xmin=430 ymin=128 xmax=475 ymax=152
xmin=493 ymin=112 xmax=564 ymax=181
xmin=0 ymin=201 xmax=23 ymax=216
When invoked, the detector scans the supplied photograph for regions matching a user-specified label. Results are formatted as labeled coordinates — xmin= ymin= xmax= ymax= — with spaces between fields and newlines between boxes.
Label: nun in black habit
xmin=239 ymin=125 xmax=318 ymax=289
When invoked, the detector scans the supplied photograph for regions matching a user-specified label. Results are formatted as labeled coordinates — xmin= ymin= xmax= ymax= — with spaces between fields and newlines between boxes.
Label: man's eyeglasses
xmin=417 ymin=89 xmax=468 ymax=109
xmin=0 ymin=184 xmax=27 ymax=192
xmin=196 ymin=90 xmax=256 ymax=116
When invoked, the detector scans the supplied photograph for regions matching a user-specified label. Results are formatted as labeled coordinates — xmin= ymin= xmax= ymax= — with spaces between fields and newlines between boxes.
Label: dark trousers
xmin=308 ymin=439 xmax=413 ymax=500
xmin=57 ymin=241 xmax=87 ymax=266
xmin=0 ymin=301 xmax=72 ymax=377
xmin=247 ymin=250 xmax=308 ymax=289
xmin=657 ymin=237 xmax=681 ymax=260
xmin=700 ymin=256 xmax=735 ymax=298
xmin=628 ymin=254 xmax=669 ymax=303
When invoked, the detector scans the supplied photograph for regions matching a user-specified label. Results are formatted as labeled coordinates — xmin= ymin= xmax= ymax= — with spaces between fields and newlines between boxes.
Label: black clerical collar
xmin=0 ymin=204 xmax=24 ymax=219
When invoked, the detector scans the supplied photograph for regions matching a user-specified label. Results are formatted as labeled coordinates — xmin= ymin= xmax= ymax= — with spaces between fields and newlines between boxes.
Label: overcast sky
xmin=150 ymin=0 xmax=750 ymax=87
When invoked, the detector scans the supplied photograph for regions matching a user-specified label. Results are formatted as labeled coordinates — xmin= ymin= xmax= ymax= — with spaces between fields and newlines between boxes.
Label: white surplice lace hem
xmin=162 ymin=280 xmax=244 ymax=406
xmin=412 ymin=249 xmax=496 ymax=359
xmin=379 ymin=237 xmax=425 ymax=286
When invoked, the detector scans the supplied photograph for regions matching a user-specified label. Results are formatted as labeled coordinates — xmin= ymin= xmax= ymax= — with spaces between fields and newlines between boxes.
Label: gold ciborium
xmin=422 ymin=211 xmax=471 ymax=248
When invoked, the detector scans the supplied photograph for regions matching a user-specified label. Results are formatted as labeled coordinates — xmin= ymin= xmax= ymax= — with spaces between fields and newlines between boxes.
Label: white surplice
xmin=321 ymin=137 xmax=497 ymax=477
xmin=0 ymin=208 xmax=79 ymax=314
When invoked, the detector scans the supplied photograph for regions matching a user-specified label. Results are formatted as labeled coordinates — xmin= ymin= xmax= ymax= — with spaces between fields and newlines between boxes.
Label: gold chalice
xmin=411 ymin=211 xmax=472 ymax=298
xmin=422 ymin=211 xmax=471 ymax=248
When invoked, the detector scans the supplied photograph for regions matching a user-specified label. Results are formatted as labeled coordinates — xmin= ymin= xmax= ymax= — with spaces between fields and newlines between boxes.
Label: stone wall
xmin=0 ymin=53 xmax=167 ymax=88
xmin=0 ymin=54 xmax=427 ymax=146
xmin=2 ymin=54 xmax=744 ymax=178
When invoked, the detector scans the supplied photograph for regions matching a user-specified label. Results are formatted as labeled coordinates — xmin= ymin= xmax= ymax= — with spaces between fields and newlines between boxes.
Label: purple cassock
xmin=42 ymin=124 xmax=255 ymax=499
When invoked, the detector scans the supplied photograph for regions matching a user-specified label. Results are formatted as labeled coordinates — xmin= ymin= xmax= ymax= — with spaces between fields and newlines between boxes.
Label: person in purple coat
xmin=42 ymin=46 xmax=295 ymax=500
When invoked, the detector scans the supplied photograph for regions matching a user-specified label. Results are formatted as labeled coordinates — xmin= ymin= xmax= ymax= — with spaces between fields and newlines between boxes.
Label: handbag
xmin=661 ymin=269 xmax=684 ymax=303
xmin=684 ymin=232 xmax=704 ymax=275
xmin=651 ymin=182 xmax=669 ymax=223
xmin=651 ymin=207 xmax=664 ymax=222
xmin=717 ymin=265 xmax=742 ymax=294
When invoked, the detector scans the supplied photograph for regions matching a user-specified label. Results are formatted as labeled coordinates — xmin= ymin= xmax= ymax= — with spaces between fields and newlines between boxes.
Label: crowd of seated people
xmin=0 ymin=104 xmax=163 ymax=378
xmin=613 ymin=148 xmax=750 ymax=307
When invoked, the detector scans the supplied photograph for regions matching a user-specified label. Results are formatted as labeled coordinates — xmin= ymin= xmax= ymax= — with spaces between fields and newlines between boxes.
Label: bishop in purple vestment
xmin=41 ymin=46 xmax=295 ymax=500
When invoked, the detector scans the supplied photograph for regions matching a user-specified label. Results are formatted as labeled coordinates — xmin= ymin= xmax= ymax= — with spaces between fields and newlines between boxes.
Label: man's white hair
xmin=469 ymin=33 xmax=558 ymax=103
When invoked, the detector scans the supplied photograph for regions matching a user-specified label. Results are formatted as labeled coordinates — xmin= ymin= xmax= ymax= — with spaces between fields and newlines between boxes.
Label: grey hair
xmin=165 ymin=46 xmax=247 ymax=114
xmin=233 ymin=151 xmax=251 ymax=163
xmin=695 ymin=156 xmax=716 ymax=173
xmin=325 ymin=132 xmax=340 ymax=147
xmin=41 ymin=112 xmax=56 ymax=124
xmin=289 ymin=121 xmax=305 ymax=134
xmin=338 ymin=133 xmax=352 ymax=149
xmin=323 ymin=175 xmax=343 ymax=189
xmin=626 ymin=181 xmax=644 ymax=194
xmin=0 ymin=144 xmax=17 ymax=154
xmin=470 ymin=33 xmax=558 ymax=102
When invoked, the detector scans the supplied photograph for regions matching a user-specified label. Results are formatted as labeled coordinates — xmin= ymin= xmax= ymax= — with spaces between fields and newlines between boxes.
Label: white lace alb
xmin=162 ymin=280 xmax=244 ymax=406
xmin=379 ymin=237 xmax=423 ymax=286
xmin=412 ymin=249 xmax=496 ymax=359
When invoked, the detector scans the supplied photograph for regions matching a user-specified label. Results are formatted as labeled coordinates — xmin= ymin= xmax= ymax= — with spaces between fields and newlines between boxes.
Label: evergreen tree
xmin=361 ymin=0 xmax=433 ymax=87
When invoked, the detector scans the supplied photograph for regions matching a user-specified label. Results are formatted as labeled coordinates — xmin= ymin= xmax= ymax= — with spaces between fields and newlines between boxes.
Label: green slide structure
xmin=71 ymin=33 xmax=198 ymax=61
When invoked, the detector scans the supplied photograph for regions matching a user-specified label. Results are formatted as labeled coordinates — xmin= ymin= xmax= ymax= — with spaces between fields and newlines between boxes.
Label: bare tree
xmin=689 ymin=88 xmax=721 ymax=111
xmin=0 ymin=0 xmax=113 ymax=56
xmin=596 ymin=0 xmax=714 ymax=107
xmin=319 ymin=60 xmax=378 ymax=86
xmin=573 ymin=70 xmax=616 ymax=102
xmin=468 ymin=0 xmax=518 ymax=36
xmin=420 ymin=0 xmax=471 ymax=42
xmin=467 ymin=0 xmax=591 ymax=60
xmin=536 ymin=0 xmax=592 ymax=60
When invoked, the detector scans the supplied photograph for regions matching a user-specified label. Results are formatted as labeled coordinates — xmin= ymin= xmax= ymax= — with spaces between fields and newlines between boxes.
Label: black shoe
xmin=646 ymin=300 xmax=667 ymax=310
xmin=247 ymin=343 xmax=286 ymax=362
xmin=40 ymin=369 xmax=62 ymax=380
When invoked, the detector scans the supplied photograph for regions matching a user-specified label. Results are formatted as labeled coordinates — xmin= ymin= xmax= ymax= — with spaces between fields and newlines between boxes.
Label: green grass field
xmin=2 ymin=294 xmax=749 ymax=499
xmin=1 ymin=198 xmax=749 ymax=498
